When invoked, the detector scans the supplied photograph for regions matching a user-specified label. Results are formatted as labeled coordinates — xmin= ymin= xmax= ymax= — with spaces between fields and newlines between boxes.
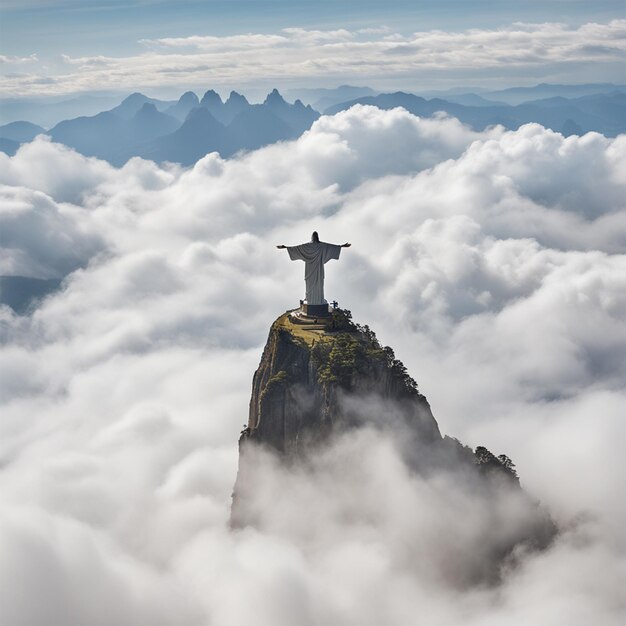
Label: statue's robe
xmin=287 ymin=241 xmax=341 ymax=304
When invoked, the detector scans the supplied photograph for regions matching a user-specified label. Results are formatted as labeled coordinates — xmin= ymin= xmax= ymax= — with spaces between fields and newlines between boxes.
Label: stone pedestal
xmin=289 ymin=302 xmax=332 ymax=327
xmin=301 ymin=302 xmax=330 ymax=317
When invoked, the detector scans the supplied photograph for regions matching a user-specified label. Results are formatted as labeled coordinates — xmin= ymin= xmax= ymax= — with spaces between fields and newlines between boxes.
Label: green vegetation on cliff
xmin=276 ymin=308 xmax=421 ymax=395
xmin=475 ymin=446 xmax=519 ymax=482
xmin=251 ymin=309 xmax=523 ymax=486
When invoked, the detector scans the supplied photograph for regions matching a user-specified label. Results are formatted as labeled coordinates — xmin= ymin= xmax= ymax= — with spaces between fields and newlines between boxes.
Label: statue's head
xmin=311 ymin=231 xmax=319 ymax=243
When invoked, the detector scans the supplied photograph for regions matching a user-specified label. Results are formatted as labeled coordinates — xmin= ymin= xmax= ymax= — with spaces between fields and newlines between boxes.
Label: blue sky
xmin=2 ymin=1 xmax=623 ymax=57
xmin=1 ymin=1 xmax=624 ymax=98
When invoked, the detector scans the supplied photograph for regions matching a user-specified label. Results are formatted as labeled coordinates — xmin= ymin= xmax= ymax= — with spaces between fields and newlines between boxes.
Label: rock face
xmin=233 ymin=309 xmax=532 ymax=495
xmin=231 ymin=308 xmax=557 ymax=584
xmin=244 ymin=309 xmax=441 ymax=456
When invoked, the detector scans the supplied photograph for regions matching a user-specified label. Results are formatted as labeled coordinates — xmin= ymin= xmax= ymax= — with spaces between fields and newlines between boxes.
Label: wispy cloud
xmin=0 ymin=53 xmax=38 ymax=65
xmin=2 ymin=20 xmax=625 ymax=97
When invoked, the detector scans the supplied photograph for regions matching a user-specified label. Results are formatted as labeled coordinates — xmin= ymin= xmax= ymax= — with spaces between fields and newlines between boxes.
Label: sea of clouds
xmin=1 ymin=106 xmax=625 ymax=625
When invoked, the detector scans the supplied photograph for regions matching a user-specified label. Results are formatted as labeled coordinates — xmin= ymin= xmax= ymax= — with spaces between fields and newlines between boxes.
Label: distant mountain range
xmin=282 ymin=85 xmax=379 ymax=112
xmin=0 ymin=89 xmax=318 ymax=166
xmin=1 ymin=83 xmax=624 ymax=166
xmin=0 ymin=121 xmax=46 ymax=155
xmin=325 ymin=91 xmax=626 ymax=137
xmin=418 ymin=82 xmax=626 ymax=106
xmin=0 ymin=94 xmax=126 ymax=128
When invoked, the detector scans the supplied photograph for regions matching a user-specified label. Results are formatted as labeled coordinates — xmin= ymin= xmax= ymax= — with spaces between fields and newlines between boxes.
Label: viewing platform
xmin=289 ymin=300 xmax=339 ymax=328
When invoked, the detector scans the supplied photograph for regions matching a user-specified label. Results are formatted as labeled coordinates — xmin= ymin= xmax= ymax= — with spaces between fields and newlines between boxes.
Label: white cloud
xmin=2 ymin=20 xmax=625 ymax=96
xmin=0 ymin=53 xmax=38 ymax=65
xmin=0 ymin=108 xmax=625 ymax=625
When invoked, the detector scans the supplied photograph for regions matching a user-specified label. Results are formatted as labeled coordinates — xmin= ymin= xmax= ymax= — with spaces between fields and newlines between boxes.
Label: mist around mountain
xmin=428 ymin=93 xmax=508 ymax=107
xmin=232 ymin=309 xmax=556 ymax=586
xmin=326 ymin=90 xmax=626 ymax=137
xmin=419 ymin=82 xmax=626 ymax=105
xmin=163 ymin=91 xmax=200 ymax=121
xmin=37 ymin=89 xmax=319 ymax=166
xmin=0 ymin=138 xmax=19 ymax=156
xmin=0 ymin=94 xmax=129 ymax=127
xmin=107 ymin=93 xmax=175 ymax=120
xmin=1 ymin=82 xmax=623 ymax=166
xmin=479 ymin=82 xmax=626 ymax=106
xmin=0 ymin=121 xmax=47 ymax=156
xmin=0 ymin=121 xmax=46 ymax=143
xmin=47 ymin=103 xmax=181 ymax=164
xmin=283 ymin=85 xmax=379 ymax=111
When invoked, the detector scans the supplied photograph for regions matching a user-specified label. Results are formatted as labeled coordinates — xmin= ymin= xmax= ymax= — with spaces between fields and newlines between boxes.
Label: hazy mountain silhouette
xmin=0 ymin=121 xmax=46 ymax=154
xmin=479 ymin=82 xmax=626 ymax=106
xmin=49 ymin=101 xmax=180 ymax=164
xmin=44 ymin=88 xmax=320 ymax=165
xmin=196 ymin=89 xmax=251 ymax=124
xmin=136 ymin=106 xmax=226 ymax=166
xmin=228 ymin=105 xmax=294 ymax=152
xmin=200 ymin=89 xmax=224 ymax=120
xmin=263 ymin=88 xmax=319 ymax=135
xmin=0 ymin=138 xmax=19 ymax=156
xmin=222 ymin=91 xmax=252 ymax=124
xmin=534 ymin=92 xmax=626 ymax=136
xmin=326 ymin=92 xmax=451 ymax=118
xmin=283 ymin=85 xmax=378 ymax=111
xmin=137 ymin=100 xmax=297 ymax=164
xmin=0 ymin=94 xmax=123 ymax=127
xmin=431 ymin=93 xmax=507 ymax=107
xmin=112 ymin=103 xmax=181 ymax=165
xmin=418 ymin=83 xmax=625 ymax=106
xmin=49 ymin=111 xmax=127 ymax=160
xmin=9 ymin=84 xmax=624 ymax=165
xmin=0 ymin=120 xmax=47 ymax=142
xmin=561 ymin=119 xmax=583 ymax=137
xmin=164 ymin=91 xmax=200 ymax=121
xmin=326 ymin=91 xmax=626 ymax=136
xmin=130 ymin=103 xmax=179 ymax=141
xmin=108 ymin=92 xmax=174 ymax=119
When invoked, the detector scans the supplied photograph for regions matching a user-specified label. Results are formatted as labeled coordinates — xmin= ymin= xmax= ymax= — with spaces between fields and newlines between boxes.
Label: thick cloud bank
xmin=1 ymin=106 xmax=625 ymax=625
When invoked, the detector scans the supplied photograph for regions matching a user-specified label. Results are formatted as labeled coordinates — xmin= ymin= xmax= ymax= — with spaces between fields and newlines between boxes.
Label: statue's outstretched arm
xmin=276 ymin=245 xmax=286 ymax=249
xmin=342 ymin=242 xmax=351 ymax=247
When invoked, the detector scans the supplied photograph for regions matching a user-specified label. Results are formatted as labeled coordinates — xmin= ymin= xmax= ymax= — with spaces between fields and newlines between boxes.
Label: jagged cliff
xmin=231 ymin=308 xmax=557 ymax=584
xmin=241 ymin=309 xmax=441 ymax=456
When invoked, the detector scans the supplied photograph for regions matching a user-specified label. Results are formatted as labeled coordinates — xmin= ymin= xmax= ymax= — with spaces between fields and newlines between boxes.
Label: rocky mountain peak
xmin=239 ymin=309 xmax=442 ymax=456
xmin=178 ymin=91 xmax=199 ymax=106
xmin=201 ymin=89 xmax=223 ymax=106
xmin=231 ymin=308 xmax=556 ymax=568
xmin=121 ymin=92 xmax=147 ymax=105
xmin=264 ymin=88 xmax=287 ymax=106
xmin=226 ymin=91 xmax=248 ymax=105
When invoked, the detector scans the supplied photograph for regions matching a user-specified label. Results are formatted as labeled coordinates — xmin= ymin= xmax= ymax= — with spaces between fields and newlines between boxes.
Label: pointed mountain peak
xmin=264 ymin=88 xmax=287 ymax=106
xmin=122 ymin=92 xmax=148 ymax=104
xmin=201 ymin=89 xmax=223 ymax=106
xmin=226 ymin=90 xmax=248 ymax=105
xmin=179 ymin=91 xmax=199 ymax=105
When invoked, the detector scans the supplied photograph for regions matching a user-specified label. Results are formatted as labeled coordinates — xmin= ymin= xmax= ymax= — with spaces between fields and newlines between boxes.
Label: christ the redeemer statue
xmin=277 ymin=231 xmax=351 ymax=305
